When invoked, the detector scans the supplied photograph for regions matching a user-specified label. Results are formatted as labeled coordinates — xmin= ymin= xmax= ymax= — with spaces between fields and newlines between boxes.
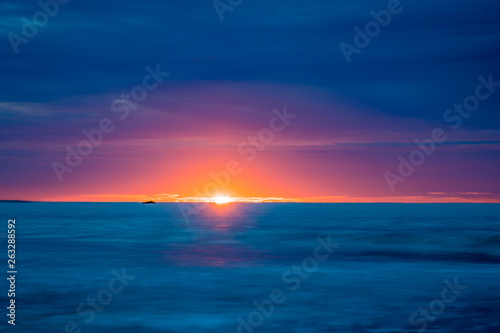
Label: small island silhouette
xmin=142 ymin=201 xmax=156 ymax=204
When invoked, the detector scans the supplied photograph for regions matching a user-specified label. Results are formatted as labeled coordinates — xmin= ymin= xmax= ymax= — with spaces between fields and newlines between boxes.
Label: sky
xmin=1 ymin=0 xmax=500 ymax=202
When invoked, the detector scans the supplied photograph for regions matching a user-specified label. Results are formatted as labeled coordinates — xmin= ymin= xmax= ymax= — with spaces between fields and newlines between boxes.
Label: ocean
xmin=1 ymin=202 xmax=499 ymax=332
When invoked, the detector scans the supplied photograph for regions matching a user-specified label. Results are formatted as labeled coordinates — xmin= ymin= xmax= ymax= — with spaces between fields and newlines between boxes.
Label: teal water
xmin=1 ymin=203 xmax=499 ymax=332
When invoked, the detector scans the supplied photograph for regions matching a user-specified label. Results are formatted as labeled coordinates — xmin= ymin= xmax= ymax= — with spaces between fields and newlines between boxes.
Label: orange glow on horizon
xmin=38 ymin=194 xmax=500 ymax=203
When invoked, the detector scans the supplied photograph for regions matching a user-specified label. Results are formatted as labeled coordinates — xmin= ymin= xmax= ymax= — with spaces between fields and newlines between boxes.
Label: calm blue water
xmin=1 ymin=203 xmax=499 ymax=332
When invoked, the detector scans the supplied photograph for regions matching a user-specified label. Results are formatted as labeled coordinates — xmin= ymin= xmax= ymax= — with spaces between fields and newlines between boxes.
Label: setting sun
xmin=213 ymin=196 xmax=232 ymax=205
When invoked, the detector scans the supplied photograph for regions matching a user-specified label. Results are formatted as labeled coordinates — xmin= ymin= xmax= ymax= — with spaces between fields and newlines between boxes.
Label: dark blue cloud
xmin=1 ymin=0 xmax=499 ymax=120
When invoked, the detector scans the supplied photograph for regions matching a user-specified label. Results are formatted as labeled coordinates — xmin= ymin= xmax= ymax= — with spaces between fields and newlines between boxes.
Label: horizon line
xmin=2 ymin=197 xmax=500 ymax=204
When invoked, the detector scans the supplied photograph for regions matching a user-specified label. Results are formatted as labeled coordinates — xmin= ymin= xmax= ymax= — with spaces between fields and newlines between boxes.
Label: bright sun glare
xmin=213 ymin=196 xmax=232 ymax=205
